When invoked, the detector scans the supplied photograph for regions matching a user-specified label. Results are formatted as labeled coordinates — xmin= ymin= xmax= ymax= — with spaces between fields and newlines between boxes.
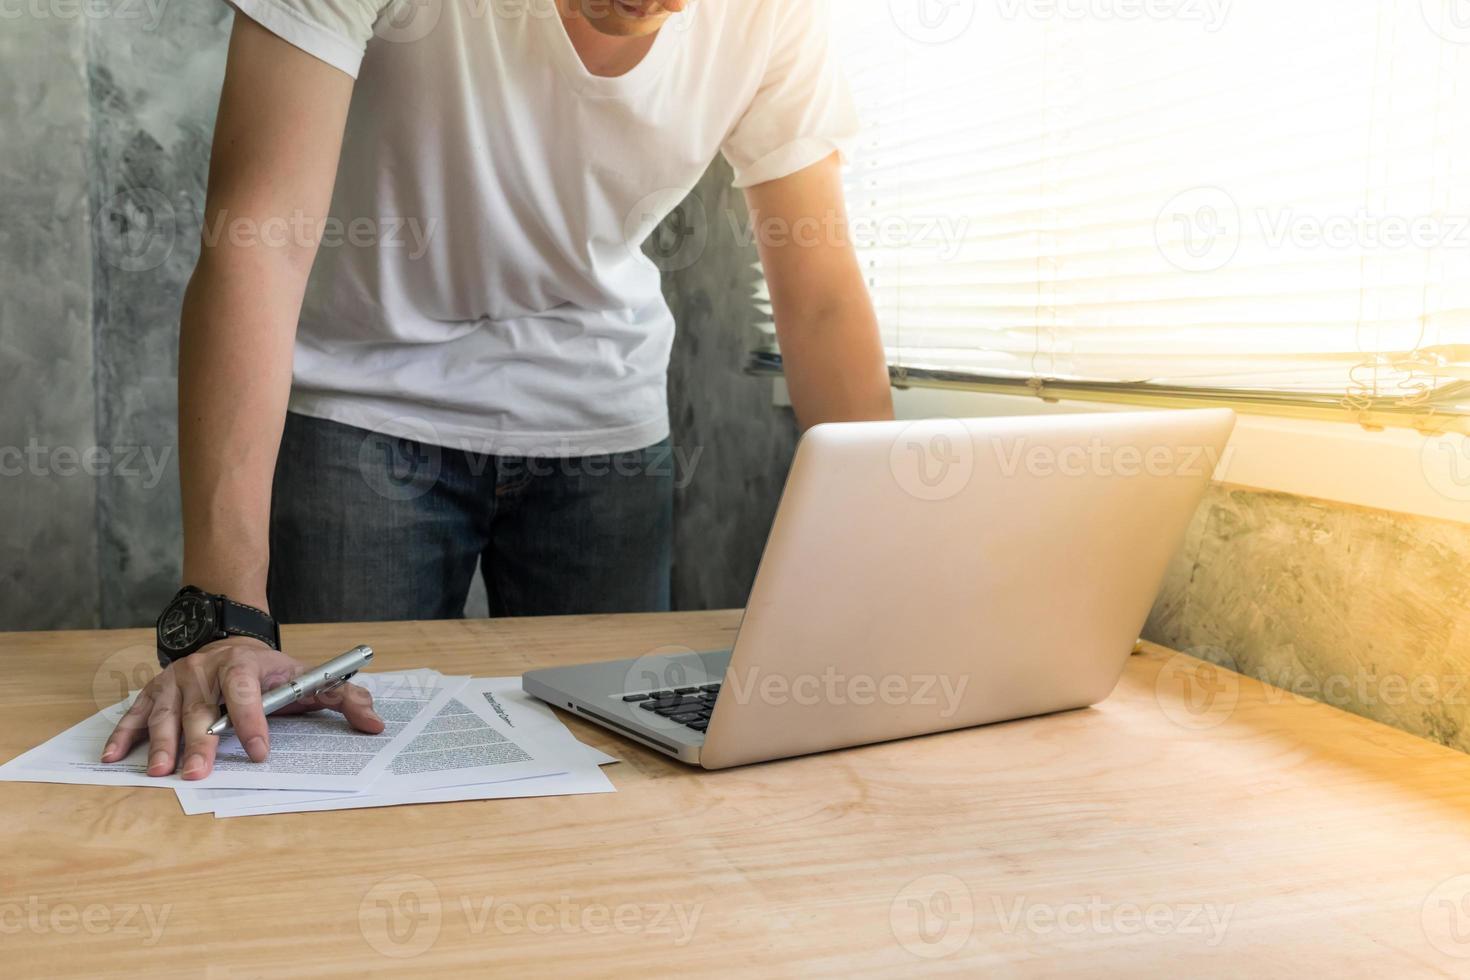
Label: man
xmin=103 ymin=0 xmax=893 ymax=778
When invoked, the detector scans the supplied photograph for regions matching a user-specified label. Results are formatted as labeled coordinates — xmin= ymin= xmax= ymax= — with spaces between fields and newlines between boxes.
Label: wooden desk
xmin=4 ymin=612 xmax=1470 ymax=977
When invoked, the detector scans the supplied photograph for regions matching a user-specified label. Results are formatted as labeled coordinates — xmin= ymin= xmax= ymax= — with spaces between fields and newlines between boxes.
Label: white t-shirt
xmin=225 ymin=0 xmax=859 ymax=456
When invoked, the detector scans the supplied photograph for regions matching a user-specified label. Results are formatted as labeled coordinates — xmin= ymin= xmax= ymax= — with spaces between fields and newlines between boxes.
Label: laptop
xmin=522 ymin=408 xmax=1237 ymax=769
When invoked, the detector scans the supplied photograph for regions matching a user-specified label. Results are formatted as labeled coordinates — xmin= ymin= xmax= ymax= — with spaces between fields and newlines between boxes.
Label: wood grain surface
xmin=3 ymin=611 xmax=1470 ymax=977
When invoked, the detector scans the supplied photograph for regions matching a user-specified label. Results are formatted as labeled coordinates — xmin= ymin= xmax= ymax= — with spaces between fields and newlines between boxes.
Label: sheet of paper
xmin=179 ymin=682 xmax=592 ymax=814
xmin=177 ymin=741 xmax=617 ymax=816
xmin=210 ymin=764 xmax=617 ymax=818
xmin=0 ymin=672 xmax=462 ymax=792
xmin=187 ymin=676 xmax=621 ymax=817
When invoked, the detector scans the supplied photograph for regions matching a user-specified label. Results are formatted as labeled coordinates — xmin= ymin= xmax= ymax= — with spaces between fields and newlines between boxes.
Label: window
xmin=769 ymin=0 xmax=1470 ymax=427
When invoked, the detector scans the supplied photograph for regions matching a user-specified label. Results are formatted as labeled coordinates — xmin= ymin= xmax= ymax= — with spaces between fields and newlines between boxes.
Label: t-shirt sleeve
xmin=721 ymin=0 xmax=861 ymax=189
xmin=223 ymin=0 xmax=394 ymax=78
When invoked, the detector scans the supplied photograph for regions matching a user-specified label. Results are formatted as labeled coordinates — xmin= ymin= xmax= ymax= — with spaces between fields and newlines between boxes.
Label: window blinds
xmin=770 ymin=0 xmax=1470 ymax=417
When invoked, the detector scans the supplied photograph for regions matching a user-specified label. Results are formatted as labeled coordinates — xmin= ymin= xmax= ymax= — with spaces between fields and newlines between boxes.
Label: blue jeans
xmin=267 ymin=413 xmax=673 ymax=622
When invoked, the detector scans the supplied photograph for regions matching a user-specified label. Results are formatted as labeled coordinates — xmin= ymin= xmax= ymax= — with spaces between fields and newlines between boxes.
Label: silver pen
xmin=206 ymin=645 xmax=374 ymax=737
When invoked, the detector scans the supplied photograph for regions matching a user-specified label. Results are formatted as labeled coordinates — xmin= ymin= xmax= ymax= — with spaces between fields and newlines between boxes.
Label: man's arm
xmin=102 ymin=18 xmax=381 ymax=779
xmin=743 ymin=152 xmax=894 ymax=428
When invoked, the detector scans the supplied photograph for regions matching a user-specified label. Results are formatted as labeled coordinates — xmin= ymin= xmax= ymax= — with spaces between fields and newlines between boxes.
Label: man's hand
xmin=99 ymin=638 xmax=384 ymax=780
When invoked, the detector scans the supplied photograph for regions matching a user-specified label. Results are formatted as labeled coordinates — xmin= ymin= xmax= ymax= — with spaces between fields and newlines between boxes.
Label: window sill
xmin=879 ymin=386 xmax=1470 ymax=524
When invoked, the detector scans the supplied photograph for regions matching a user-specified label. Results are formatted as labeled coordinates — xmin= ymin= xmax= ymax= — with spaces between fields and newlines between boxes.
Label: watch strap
xmin=217 ymin=597 xmax=281 ymax=651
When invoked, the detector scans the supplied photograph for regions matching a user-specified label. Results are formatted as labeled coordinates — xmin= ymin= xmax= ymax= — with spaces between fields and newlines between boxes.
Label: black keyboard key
xmin=674 ymin=687 xmax=697 ymax=694
xmin=670 ymin=712 xmax=703 ymax=724
xmin=639 ymin=701 xmax=663 ymax=711
xmin=650 ymin=690 xmax=675 ymax=699
xmin=623 ymin=693 xmax=651 ymax=702
xmin=699 ymin=684 xmax=720 ymax=692
xmin=686 ymin=720 xmax=708 ymax=732
xmin=655 ymin=702 xmax=700 ymax=716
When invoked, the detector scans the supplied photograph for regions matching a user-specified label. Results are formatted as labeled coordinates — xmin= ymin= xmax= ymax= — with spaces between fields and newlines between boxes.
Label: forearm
xmin=774 ymin=297 xmax=894 ymax=429
xmin=178 ymin=250 xmax=307 ymax=610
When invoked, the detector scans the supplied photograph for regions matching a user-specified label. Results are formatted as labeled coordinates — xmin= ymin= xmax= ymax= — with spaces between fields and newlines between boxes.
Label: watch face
xmin=159 ymin=594 xmax=217 ymax=653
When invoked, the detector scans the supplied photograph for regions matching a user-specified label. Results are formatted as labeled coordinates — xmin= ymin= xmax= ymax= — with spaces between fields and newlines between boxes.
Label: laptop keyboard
xmin=623 ymin=684 xmax=720 ymax=733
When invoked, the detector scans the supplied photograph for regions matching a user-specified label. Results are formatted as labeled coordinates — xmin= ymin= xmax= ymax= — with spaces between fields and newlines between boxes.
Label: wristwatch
xmin=155 ymin=586 xmax=281 ymax=669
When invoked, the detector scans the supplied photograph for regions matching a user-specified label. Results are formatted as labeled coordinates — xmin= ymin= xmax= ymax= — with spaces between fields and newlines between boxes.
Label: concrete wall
xmin=1145 ymin=485 xmax=1470 ymax=754
xmin=0 ymin=9 xmax=791 ymax=631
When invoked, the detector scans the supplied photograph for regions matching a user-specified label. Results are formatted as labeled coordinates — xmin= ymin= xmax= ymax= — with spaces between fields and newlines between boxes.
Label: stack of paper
xmin=0 ymin=672 xmax=617 ymax=817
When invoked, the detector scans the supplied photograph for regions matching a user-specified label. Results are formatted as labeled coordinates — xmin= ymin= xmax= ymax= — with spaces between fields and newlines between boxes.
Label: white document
xmin=186 ymin=676 xmax=619 ymax=817
xmin=0 ymin=672 xmax=462 ymax=793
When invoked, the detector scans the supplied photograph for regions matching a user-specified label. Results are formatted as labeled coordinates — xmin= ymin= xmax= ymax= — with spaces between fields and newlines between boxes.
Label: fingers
xmin=101 ymin=689 xmax=155 ymax=763
xmin=145 ymin=680 xmax=183 ymax=776
xmin=301 ymin=681 xmax=384 ymax=734
xmin=175 ymin=659 xmax=222 ymax=780
xmin=219 ymin=657 xmax=271 ymax=762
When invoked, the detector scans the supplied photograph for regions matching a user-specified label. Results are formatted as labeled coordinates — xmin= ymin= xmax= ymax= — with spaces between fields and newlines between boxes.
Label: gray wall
xmin=1145 ymin=485 xmax=1470 ymax=754
xmin=0 ymin=9 xmax=792 ymax=632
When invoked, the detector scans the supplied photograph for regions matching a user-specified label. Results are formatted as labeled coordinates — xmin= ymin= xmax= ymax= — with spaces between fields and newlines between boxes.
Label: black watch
xmin=155 ymin=586 xmax=281 ymax=668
